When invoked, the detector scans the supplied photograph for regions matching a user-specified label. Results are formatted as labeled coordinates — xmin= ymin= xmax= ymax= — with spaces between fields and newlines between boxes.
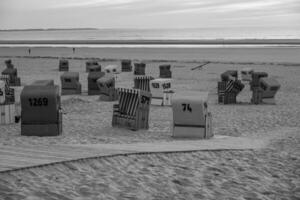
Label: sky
xmin=0 ymin=0 xmax=299 ymax=29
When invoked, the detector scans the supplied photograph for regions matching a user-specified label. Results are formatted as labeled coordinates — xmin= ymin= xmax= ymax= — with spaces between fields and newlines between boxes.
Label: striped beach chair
xmin=112 ymin=88 xmax=151 ymax=130
xmin=134 ymin=76 xmax=153 ymax=92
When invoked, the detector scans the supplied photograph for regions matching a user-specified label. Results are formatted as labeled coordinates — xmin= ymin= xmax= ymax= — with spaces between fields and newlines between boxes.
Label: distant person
xmin=28 ymin=48 xmax=31 ymax=55
xmin=72 ymin=48 xmax=75 ymax=54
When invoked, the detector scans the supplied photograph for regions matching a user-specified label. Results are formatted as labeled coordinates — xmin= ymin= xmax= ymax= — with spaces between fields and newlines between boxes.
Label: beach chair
xmin=121 ymin=60 xmax=132 ymax=72
xmin=0 ymin=75 xmax=15 ymax=104
xmin=241 ymin=68 xmax=254 ymax=82
xmin=252 ymin=77 xmax=280 ymax=104
xmin=250 ymin=72 xmax=268 ymax=90
xmin=220 ymin=70 xmax=238 ymax=82
xmin=0 ymin=75 xmax=16 ymax=124
xmin=112 ymin=88 xmax=151 ymax=131
xmin=250 ymin=72 xmax=270 ymax=104
xmin=159 ymin=64 xmax=172 ymax=78
xmin=86 ymin=61 xmax=101 ymax=72
xmin=260 ymin=77 xmax=280 ymax=99
xmin=60 ymin=72 xmax=82 ymax=95
xmin=0 ymin=103 xmax=15 ymax=124
xmin=217 ymin=79 xmax=244 ymax=104
xmin=88 ymin=72 xmax=105 ymax=95
xmin=134 ymin=63 xmax=146 ymax=75
xmin=59 ymin=59 xmax=69 ymax=71
xmin=134 ymin=76 xmax=154 ymax=92
xmin=97 ymin=76 xmax=118 ymax=101
xmin=0 ymin=80 xmax=5 ymax=105
xmin=150 ymin=78 xmax=173 ymax=106
xmin=172 ymin=92 xmax=213 ymax=139
xmin=104 ymin=65 xmax=120 ymax=75
xmin=1 ymin=61 xmax=21 ymax=86
xmin=20 ymin=80 xmax=62 ymax=136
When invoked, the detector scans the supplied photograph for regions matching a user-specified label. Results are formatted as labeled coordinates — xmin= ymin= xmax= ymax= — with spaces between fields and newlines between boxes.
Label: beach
xmin=0 ymin=46 xmax=299 ymax=199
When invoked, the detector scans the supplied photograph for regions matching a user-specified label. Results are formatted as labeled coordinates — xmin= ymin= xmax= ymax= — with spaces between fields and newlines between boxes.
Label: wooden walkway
xmin=0 ymin=135 xmax=267 ymax=172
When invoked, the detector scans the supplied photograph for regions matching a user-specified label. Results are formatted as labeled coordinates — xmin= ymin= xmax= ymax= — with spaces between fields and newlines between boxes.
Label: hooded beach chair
xmin=112 ymin=88 xmax=151 ymax=131
xmin=1 ymin=60 xmax=21 ymax=86
xmin=134 ymin=62 xmax=146 ymax=75
xmin=218 ymin=70 xmax=244 ymax=104
xmin=150 ymin=78 xmax=173 ymax=106
xmin=88 ymin=72 xmax=105 ymax=95
xmin=250 ymin=72 xmax=268 ymax=104
xmin=97 ymin=76 xmax=118 ymax=101
xmin=59 ymin=59 xmax=69 ymax=71
xmin=60 ymin=72 xmax=82 ymax=95
xmin=159 ymin=64 xmax=172 ymax=78
xmin=0 ymin=75 xmax=15 ymax=104
xmin=241 ymin=68 xmax=254 ymax=82
xmin=104 ymin=65 xmax=120 ymax=75
xmin=86 ymin=60 xmax=101 ymax=72
xmin=172 ymin=92 xmax=213 ymax=139
xmin=20 ymin=80 xmax=62 ymax=136
xmin=252 ymin=77 xmax=280 ymax=104
xmin=121 ymin=60 xmax=132 ymax=72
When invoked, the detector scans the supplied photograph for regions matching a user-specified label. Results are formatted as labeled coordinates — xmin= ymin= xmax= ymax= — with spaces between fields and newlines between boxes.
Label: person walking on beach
xmin=72 ymin=48 xmax=75 ymax=54
xmin=28 ymin=48 xmax=31 ymax=55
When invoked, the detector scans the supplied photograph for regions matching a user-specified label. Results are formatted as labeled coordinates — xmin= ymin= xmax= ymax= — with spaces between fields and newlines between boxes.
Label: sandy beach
xmin=0 ymin=46 xmax=299 ymax=199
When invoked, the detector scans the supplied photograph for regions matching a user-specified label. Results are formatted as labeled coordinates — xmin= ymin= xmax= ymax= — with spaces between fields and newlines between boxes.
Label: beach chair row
xmin=59 ymin=59 xmax=172 ymax=78
xmin=217 ymin=69 xmax=280 ymax=104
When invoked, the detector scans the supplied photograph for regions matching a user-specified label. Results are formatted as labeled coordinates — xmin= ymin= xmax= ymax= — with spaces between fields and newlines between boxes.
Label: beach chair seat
xmin=159 ymin=64 xmax=172 ymax=78
xmin=86 ymin=61 xmax=101 ymax=72
xmin=121 ymin=60 xmax=132 ymax=72
xmin=112 ymin=88 xmax=151 ymax=131
xmin=60 ymin=72 xmax=82 ymax=95
xmin=150 ymin=78 xmax=173 ymax=106
xmin=134 ymin=76 xmax=154 ymax=92
xmin=20 ymin=80 xmax=62 ymax=136
xmin=59 ymin=59 xmax=69 ymax=71
xmin=97 ymin=76 xmax=118 ymax=101
xmin=134 ymin=63 xmax=146 ymax=75
xmin=88 ymin=72 xmax=105 ymax=95
xmin=172 ymin=92 xmax=213 ymax=139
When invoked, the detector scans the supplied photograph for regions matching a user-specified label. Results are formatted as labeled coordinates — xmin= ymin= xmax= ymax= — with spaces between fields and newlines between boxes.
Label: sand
xmin=0 ymin=46 xmax=299 ymax=199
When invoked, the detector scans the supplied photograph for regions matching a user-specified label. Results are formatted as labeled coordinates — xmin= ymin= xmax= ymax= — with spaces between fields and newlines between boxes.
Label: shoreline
xmin=1 ymin=39 xmax=300 ymax=45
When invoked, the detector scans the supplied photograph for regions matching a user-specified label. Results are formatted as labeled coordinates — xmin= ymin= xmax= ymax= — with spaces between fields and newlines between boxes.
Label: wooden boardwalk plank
xmin=0 ymin=135 xmax=269 ymax=172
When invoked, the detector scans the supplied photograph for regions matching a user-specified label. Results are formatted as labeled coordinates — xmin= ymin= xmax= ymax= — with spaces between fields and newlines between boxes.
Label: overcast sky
xmin=0 ymin=0 xmax=299 ymax=29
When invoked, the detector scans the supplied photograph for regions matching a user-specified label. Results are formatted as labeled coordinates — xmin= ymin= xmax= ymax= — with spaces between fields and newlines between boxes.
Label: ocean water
xmin=0 ymin=27 xmax=300 ymax=41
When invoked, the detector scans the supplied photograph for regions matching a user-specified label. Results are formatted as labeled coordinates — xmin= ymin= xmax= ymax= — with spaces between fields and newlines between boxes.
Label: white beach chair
xmin=150 ymin=78 xmax=173 ymax=106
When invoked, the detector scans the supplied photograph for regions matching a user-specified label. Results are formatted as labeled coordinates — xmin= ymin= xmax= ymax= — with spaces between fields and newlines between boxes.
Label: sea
xmin=0 ymin=27 xmax=299 ymax=48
